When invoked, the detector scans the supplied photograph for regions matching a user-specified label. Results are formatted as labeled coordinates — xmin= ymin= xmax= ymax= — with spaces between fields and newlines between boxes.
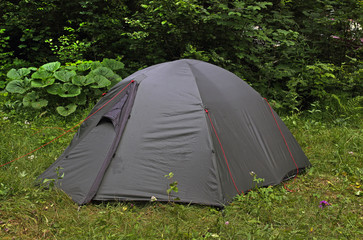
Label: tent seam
xmin=186 ymin=61 xmax=225 ymax=205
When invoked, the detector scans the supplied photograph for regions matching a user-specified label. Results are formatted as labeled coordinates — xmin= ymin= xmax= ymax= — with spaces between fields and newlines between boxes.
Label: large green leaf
xmin=31 ymin=70 xmax=53 ymax=80
xmin=7 ymin=68 xmax=31 ymax=80
xmin=68 ymin=93 xmax=87 ymax=106
xmin=56 ymin=103 xmax=77 ymax=116
xmin=90 ymin=67 xmax=115 ymax=79
xmin=64 ymin=65 xmax=77 ymax=71
xmin=31 ymin=78 xmax=55 ymax=88
xmin=102 ymin=58 xmax=124 ymax=70
xmin=108 ymin=73 xmax=122 ymax=83
xmin=72 ymin=75 xmax=94 ymax=86
xmin=23 ymin=91 xmax=48 ymax=109
xmin=23 ymin=92 xmax=38 ymax=107
xmin=32 ymin=99 xmax=49 ymax=109
xmin=90 ymin=75 xmax=111 ymax=88
xmin=91 ymin=61 xmax=102 ymax=70
xmin=77 ymin=62 xmax=92 ymax=71
xmin=39 ymin=62 xmax=61 ymax=72
xmin=75 ymin=93 xmax=87 ymax=105
xmin=46 ymin=83 xmax=63 ymax=95
xmin=90 ymin=66 xmax=121 ymax=84
xmin=58 ymin=83 xmax=81 ymax=97
xmin=6 ymin=80 xmax=29 ymax=94
xmin=7 ymin=69 xmax=20 ymax=80
xmin=54 ymin=69 xmax=77 ymax=82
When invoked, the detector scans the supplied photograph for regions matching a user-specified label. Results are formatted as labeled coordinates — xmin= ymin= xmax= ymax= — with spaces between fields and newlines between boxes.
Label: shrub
xmin=4 ymin=58 xmax=124 ymax=116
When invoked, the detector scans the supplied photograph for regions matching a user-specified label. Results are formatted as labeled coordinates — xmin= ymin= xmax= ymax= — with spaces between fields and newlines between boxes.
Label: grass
xmin=0 ymin=110 xmax=362 ymax=239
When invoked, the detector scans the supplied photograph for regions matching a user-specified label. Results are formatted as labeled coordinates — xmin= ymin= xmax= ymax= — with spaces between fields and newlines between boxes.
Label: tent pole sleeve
xmin=81 ymin=81 xmax=138 ymax=204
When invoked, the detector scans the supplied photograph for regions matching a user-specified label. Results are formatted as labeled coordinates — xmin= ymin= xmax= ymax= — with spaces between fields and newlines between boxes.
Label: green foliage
xmin=42 ymin=166 xmax=65 ymax=190
xmin=287 ymin=62 xmax=338 ymax=108
xmin=329 ymin=95 xmax=363 ymax=124
xmin=288 ymin=0 xmax=363 ymax=63
xmin=0 ymin=29 xmax=14 ymax=89
xmin=56 ymin=103 xmax=78 ymax=117
xmin=164 ymin=172 xmax=179 ymax=202
xmin=121 ymin=0 xmax=319 ymax=112
xmin=0 ymin=0 xmax=361 ymax=114
xmin=45 ymin=27 xmax=92 ymax=63
xmin=4 ymin=59 xmax=124 ymax=116
xmin=22 ymin=91 xmax=48 ymax=109
xmin=286 ymin=57 xmax=363 ymax=113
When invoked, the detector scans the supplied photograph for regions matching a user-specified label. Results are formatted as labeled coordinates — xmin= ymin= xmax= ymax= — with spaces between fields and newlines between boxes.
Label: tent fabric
xmin=38 ymin=59 xmax=310 ymax=206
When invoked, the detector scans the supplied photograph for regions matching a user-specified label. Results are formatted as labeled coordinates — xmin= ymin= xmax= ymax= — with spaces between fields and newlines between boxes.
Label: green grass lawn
xmin=0 ymin=111 xmax=362 ymax=239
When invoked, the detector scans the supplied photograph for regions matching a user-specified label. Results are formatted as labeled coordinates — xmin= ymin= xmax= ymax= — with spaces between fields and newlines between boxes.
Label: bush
xmin=0 ymin=28 xmax=14 ymax=89
xmin=4 ymin=59 xmax=124 ymax=116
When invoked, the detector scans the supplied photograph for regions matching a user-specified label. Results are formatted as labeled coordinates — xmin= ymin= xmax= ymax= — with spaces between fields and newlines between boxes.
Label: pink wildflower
xmin=319 ymin=200 xmax=331 ymax=209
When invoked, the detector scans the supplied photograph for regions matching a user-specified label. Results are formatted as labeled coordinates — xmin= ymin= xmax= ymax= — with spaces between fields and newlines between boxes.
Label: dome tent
xmin=38 ymin=59 xmax=310 ymax=206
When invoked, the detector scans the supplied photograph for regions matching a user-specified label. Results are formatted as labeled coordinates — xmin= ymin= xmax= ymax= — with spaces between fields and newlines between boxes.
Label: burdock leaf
xmin=90 ymin=67 xmax=115 ymax=79
xmin=6 ymin=80 xmax=29 ymax=94
xmin=31 ymin=70 xmax=53 ymax=80
xmin=39 ymin=62 xmax=61 ymax=72
xmin=77 ymin=62 xmax=92 ymax=71
xmin=31 ymin=78 xmax=55 ymax=88
xmin=32 ymin=99 xmax=48 ymax=109
xmin=102 ymin=58 xmax=124 ymax=70
xmin=72 ymin=75 xmax=94 ymax=86
xmin=23 ymin=91 xmax=48 ymax=109
xmin=56 ymin=103 xmax=77 ymax=116
xmin=89 ymin=75 xmax=111 ymax=88
xmin=7 ymin=68 xmax=31 ymax=80
xmin=58 ymin=83 xmax=81 ymax=97
xmin=46 ymin=83 xmax=63 ymax=95
xmin=54 ymin=69 xmax=77 ymax=82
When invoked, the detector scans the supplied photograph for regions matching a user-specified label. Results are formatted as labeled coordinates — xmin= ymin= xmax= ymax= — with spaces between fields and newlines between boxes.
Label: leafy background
xmin=0 ymin=0 xmax=362 ymax=117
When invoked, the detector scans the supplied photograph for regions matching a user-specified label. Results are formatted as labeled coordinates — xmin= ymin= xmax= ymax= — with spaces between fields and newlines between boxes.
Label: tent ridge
xmin=186 ymin=61 xmax=226 ymax=204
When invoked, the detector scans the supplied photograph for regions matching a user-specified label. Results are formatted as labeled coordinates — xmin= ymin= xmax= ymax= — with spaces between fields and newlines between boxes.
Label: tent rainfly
xmin=38 ymin=59 xmax=311 ymax=206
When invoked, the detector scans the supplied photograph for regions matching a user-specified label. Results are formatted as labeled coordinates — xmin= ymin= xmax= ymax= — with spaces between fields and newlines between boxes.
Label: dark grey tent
xmin=39 ymin=59 xmax=310 ymax=206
